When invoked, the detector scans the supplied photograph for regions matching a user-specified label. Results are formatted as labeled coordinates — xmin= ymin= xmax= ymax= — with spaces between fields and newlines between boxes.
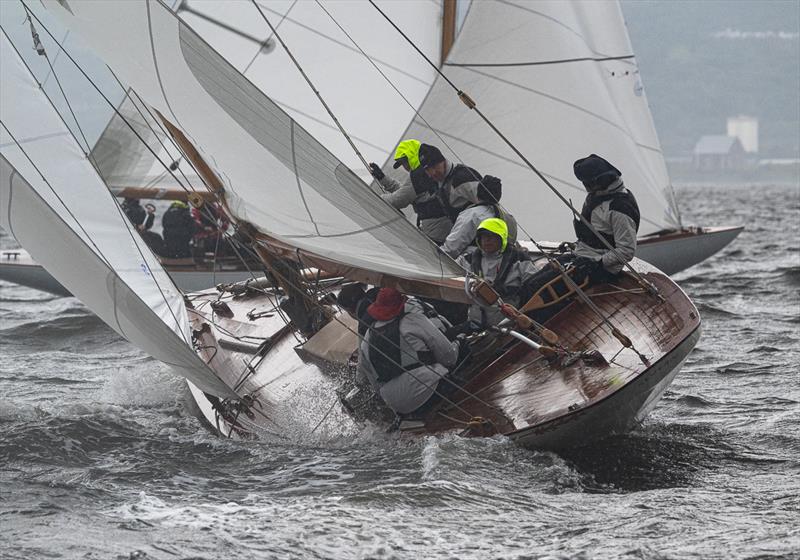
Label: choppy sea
xmin=1 ymin=184 xmax=798 ymax=560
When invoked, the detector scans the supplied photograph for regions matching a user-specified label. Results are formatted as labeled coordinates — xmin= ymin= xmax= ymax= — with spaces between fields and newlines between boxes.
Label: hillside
xmin=622 ymin=0 xmax=800 ymax=159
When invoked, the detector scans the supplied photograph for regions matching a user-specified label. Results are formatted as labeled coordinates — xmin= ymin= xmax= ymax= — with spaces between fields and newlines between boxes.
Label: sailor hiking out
xmin=571 ymin=154 xmax=640 ymax=275
xmin=441 ymin=175 xmax=518 ymax=258
xmin=527 ymin=154 xmax=641 ymax=294
xmin=455 ymin=218 xmax=538 ymax=329
xmin=357 ymin=288 xmax=459 ymax=415
xmin=369 ymin=140 xmax=453 ymax=244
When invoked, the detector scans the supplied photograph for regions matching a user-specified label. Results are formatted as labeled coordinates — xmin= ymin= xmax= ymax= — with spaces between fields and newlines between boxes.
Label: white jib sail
xmin=45 ymin=0 xmax=463 ymax=282
xmin=0 ymin=30 xmax=237 ymax=398
xmin=91 ymin=91 xmax=204 ymax=192
xmin=385 ymin=0 xmax=681 ymax=242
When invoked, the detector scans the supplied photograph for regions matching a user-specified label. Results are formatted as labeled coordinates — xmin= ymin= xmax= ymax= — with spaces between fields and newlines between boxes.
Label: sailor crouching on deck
xmin=455 ymin=218 xmax=538 ymax=329
xmin=357 ymin=288 xmax=460 ymax=416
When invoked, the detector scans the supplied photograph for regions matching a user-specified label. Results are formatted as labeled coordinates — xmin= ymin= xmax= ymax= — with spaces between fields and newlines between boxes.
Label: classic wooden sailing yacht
xmin=0 ymin=0 xmax=700 ymax=450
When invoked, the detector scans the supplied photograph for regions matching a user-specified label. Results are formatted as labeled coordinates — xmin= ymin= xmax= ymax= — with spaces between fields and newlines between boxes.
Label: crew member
xmin=455 ymin=218 xmax=538 ymax=328
xmin=526 ymin=154 xmax=641 ymax=292
xmin=417 ymin=144 xmax=482 ymax=227
xmin=191 ymin=201 xmax=230 ymax=255
xmin=337 ymin=283 xmax=380 ymax=336
xmin=357 ymin=288 xmax=459 ymax=416
xmin=570 ymin=153 xmax=640 ymax=278
xmin=162 ymin=201 xmax=195 ymax=258
xmin=122 ymin=197 xmax=155 ymax=233
xmin=440 ymin=175 xmax=519 ymax=258
xmin=369 ymin=140 xmax=452 ymax=244
xmin=121 ymin=198 xmax=164 ymax=255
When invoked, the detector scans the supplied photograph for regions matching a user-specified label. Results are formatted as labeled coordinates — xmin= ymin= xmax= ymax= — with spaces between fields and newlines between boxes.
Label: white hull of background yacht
xmin=635 ymin=226 xmax=744 ymax=275
xmin=0 ymin=249 xmax=257 ymax=295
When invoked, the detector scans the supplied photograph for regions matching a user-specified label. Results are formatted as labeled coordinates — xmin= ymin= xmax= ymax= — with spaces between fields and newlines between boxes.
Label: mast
xmin=440 ymin=0 xmax=457 ymax=63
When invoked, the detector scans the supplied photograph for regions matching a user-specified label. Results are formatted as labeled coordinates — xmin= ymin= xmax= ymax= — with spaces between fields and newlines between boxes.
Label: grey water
xmin=1 ymin=184 xmax=798 ymax=560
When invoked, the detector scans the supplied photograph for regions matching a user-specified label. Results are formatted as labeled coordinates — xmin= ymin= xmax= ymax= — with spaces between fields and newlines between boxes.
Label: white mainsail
xmin=0 ymin=30 xmax=236 ymax=398
xmin=44 ymin=0 xmax=462 ymax=284
xmin=385 ymin=0 xmax=682 ymax=242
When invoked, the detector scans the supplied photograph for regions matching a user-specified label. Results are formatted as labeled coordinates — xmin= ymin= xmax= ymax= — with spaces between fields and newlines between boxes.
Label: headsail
xmin=45 ymin=0 xmax=464 ymax=287
xmin=0 ymin=30 xmax=236 ymax=398
xmin=177 ymin=0 xmax=443 ymax=181
xmin=91 ymin=91 xmax=203 ymax=192
xmin=385 ymin=0 xmax=682 ymax=241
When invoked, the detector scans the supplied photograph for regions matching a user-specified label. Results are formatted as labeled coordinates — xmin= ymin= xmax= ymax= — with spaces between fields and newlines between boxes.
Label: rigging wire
xmin=13 ymin=9 xmax=290 ymax=355
xmin=22 ymin=5 xmax=276 ymax=289
xmin=248 ymin=0 xmax=373 ymax=180
xmin=17 ymin=2 xmax=540 ymax=425
xmin=22 ymin=6 xmax=93 ymax=157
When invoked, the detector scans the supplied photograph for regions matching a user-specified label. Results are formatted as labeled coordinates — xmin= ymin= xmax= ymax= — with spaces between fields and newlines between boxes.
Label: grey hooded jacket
xmin=378 ymin=175 xmax=453 ymax=244
xmin=356 ymin=303 xmax=459 ymax=414
xmin=573 ymin=179 xmax=639 ymax=274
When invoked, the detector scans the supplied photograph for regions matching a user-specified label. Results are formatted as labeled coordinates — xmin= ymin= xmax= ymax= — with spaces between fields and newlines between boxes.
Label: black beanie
xmin=418 ymin=144 xmax=445 ymax=169
xmin=336 ymin=283 xmax=366 ymax=311
xmin=477 ymin=175 xmax=502 ymax=202
xmin=573 ymin=154 xmax=621 ymax=183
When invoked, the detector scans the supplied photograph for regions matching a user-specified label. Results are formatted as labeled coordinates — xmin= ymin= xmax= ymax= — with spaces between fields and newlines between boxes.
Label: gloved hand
xmin=369 ymin=163 xmax=385 ymax=181
xmin=572 ymin=256 xmax=601 ymax=277
xmin=445 ymin=321 xmax=480 ymax=340
xmin=557 ymin=241 xmax=576 ymax=253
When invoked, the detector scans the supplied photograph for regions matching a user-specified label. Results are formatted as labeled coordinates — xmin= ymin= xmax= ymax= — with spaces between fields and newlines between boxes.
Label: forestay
xmin=46 ymin=0 xmax=462 ymax=284
xmin=0 ymin=31 xmax=236 ymax=398
xmin=385 ymin=0 xmax=681 ymax=241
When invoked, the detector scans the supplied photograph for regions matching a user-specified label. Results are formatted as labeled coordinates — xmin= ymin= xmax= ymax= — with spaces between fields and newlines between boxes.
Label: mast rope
xmin=11 ymin=7 xmax=302 ymax=352
xmin=20 ymin=7 xmax=293 ymax=337
xmin=15 ymin=4 xmax=479 ymax=418
xmin=18 ymin=4 xmax=557 ymax=423
xmin=366 ymin=0 xmax=661 ymax=300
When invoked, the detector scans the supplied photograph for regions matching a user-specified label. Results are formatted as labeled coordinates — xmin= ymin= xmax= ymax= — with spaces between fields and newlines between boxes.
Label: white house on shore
xmin=693 ymin=135 xmax=746 ymax=171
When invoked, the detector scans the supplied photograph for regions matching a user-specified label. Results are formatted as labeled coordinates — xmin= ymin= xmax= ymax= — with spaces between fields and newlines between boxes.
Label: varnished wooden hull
xmin=507 ymin=324 xmax=700 ymax=450
xmin=186 ymin=258 xmax=701 ymax=449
